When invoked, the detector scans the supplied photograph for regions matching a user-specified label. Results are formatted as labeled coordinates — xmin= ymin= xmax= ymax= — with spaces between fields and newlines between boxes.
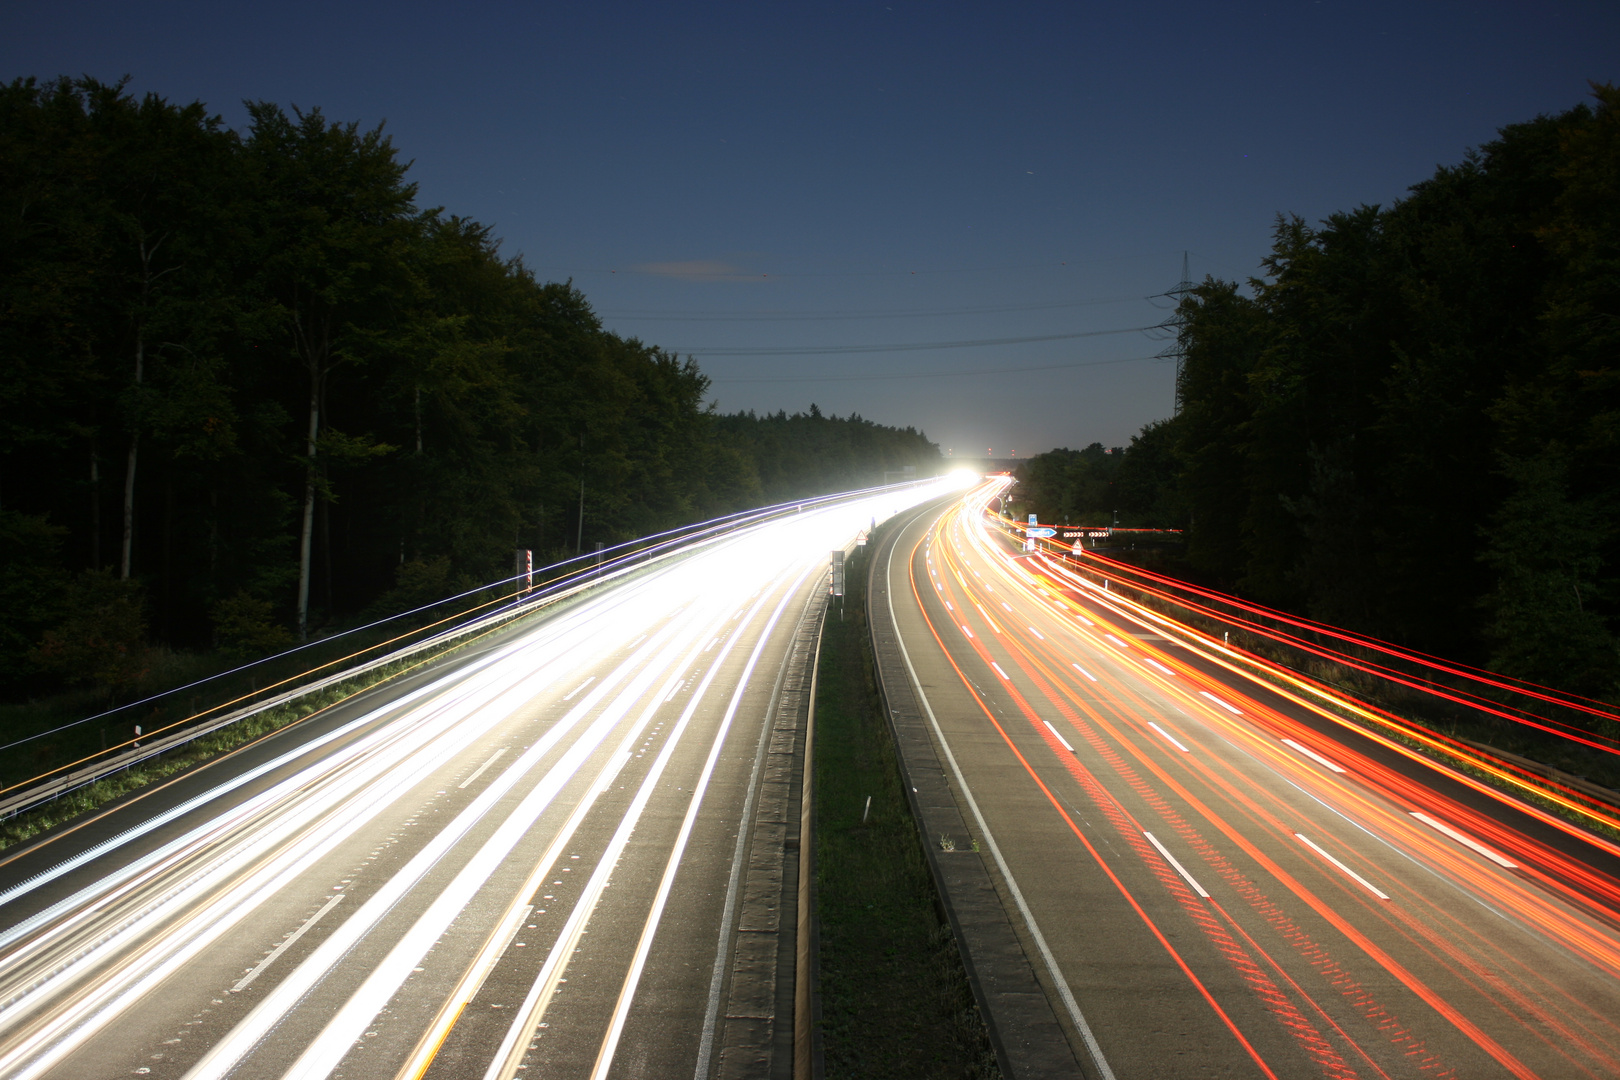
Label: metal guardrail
xmin=0 ymin=477 xmax=948 ymax=824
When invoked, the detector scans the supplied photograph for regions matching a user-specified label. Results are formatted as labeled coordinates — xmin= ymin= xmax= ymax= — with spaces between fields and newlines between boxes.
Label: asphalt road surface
xmin=0 ymin=480 xmax=960 ymax=1080
xmin=880 ymin=479 xmax=1620 ymax=1080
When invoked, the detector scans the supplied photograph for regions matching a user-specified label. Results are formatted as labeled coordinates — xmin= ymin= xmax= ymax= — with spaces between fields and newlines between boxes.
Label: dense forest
xmin=1018 ymin=84 xmax=1620 ymax=698
xmin=0 ymin=76 xmax=939 ymax=700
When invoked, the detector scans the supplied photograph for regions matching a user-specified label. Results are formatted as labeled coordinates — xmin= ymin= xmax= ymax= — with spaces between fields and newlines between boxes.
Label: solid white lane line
xmin=1043 ymin=721 xmax=1075 ymax=753
xmin=458 ymin=748 xmax=508 ymax=789
xmin=1147 ymin=722 xmax=1190 ymax=753
xmin=277 ymin=605 xmax=730 ymax=1080
xmin=413 ymin=583 xmax=806 ymax=1080
xmin=0 ymin=637 xmax=604 ymax=1080
xmin=889 ymin=535 xmax=1117 ymax=1080
xmin=1143 ymin=831 xmax=1210 ymax=898
xmin=1410 ymin=811 xmax=1517 ymax=869
xmin=1071 ymin=663 xmax=1097 ymax=682
xmin=395 ymin=692 xmax=642 ymax=1080
xmin=563 ymin=676 xmax=596 ymax=701
xmin=2 ymin=705 xmax=511 ymax=1080
xmin=231 ymin=893 xmax=345 ymax=992
xmin=1282 ymin=737 xmax=1346 ymax=774
xmin=693 ymin=585 xmax=819 ymax=1080
xmin=487 ymin=569 xmax=809 ymax=1080
xmin=0 ymin=580 xmax=656 ymax=925
xmin=185 ymin=621 xmax=691 ymax=1080
xmin=4 ymin=493 xmax=948 ymax=1080
xmin=0 ymin=651 xmax=505 ymax=934
xmin=592 ymin=565 xmax=815 ymax=1080
xmin=1295 ymin=834 xmax=1390 ymax=900
xmin=1199 ymin=690 xmax=1242 ymax=714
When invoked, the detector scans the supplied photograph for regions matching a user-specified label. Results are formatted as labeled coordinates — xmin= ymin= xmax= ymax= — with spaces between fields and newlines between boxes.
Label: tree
xmin=242 ymin=103 xmax=421 ymax=637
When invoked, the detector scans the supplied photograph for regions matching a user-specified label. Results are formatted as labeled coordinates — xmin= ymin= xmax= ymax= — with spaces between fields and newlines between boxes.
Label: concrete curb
xmin=714 ymin=586 xmax=827 ymax=1080
xmin=866 ymin=507 xmax=1085 ymax=1079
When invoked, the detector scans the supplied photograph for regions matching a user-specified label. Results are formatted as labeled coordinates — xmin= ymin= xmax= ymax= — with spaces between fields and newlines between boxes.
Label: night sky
xmin=7 ymin=2 xmax=1617 ymax=459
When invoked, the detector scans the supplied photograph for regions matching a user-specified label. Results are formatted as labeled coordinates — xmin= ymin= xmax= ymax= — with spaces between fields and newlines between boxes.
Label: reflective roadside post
xmin=831 ymin=549 xmax=845 ymax=621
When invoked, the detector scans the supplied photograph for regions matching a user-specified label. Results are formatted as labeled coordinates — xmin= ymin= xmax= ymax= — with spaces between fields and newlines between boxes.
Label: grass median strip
xmin=815 ymin=546 xmax=1000 ymax=1079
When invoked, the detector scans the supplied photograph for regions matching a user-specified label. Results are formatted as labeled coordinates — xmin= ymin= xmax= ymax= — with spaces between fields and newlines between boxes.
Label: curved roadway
xmin=0 ymin=481 xmax=961 ymax=1080
xmin=880 ymin=480 xmax=1620 ymax=1080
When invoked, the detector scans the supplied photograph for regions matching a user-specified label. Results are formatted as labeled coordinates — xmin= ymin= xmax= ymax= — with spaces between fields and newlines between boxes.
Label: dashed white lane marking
xmin=1199 ymin=690 xmax=1241 ymax=714
xmin=1296 ymin=833 xmax=1390 ymax=900
xmin=563 ymin=676 xmax=596 ymax=701
xmin=1410 ymin=811 xmax=1517 ymax=869
xmin=1043 ymin=720 xmax=1075 ymax=752
xmin=1073 ymin=613 xmax=1094 ymax=625
xmin=1147 ymin=722 xmax=1190 ymax=753
xmin=961 ymin=625 xmax=974 ymax=638
xmin=1027 ymin=626 xmax=1044 ymax=640
xmin=1104 ymin=634 xmax=1129 ymax=649
xmin=1071 ymin=663 xmax=1097 ymax=682
xmin=991 ymin=662 xmax=1010 ymax=680
xmin=1144 ymin=831 xmax=1210 ymax=898
xmin=232 ymin=893 xmax=345 ymax=992
xmin=1282 ymin=737 xmax=1346 ymax=774
xmin=1144 ymin=657 xmax=1173 ymax=675
xmin=458 ymin=748 xmax=509 ymax=789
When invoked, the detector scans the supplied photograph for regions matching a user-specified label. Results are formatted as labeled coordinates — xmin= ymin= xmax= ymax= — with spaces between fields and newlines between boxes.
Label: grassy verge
xmin=815 ymin=544 xmax=1000 ymax=1079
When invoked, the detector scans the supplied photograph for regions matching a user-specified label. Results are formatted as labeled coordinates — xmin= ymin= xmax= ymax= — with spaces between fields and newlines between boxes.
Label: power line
xmin=672 ymin=324 xmax=1156 ymax=357
xmin=710 ymin=353 xmax=1160 ymax=384
xmin=534 ymin=257 xmax=1158 ymax=280
xmin=600 ymin=295 xmax=1148 ymax=322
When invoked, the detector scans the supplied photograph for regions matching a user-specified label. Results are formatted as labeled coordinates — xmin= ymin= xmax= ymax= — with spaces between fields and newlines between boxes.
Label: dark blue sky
xmin=7 ymin=2 xmax=1617 ymax=457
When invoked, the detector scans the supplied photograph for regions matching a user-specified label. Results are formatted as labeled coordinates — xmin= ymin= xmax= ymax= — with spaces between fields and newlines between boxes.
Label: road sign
xmin=1027 ymin=527 xmax=1056 ymax=537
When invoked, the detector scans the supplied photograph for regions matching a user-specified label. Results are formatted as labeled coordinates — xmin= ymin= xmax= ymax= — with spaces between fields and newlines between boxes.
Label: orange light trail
xmin=909 ymin=486 xmax=1620 ymax=1078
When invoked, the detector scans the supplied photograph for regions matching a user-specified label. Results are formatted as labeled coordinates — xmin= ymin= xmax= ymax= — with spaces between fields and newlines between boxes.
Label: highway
xmin=0 ymin=479 xmax=961 ymax=1080
xmin=879 ymin=479 xmax=1620 ymax=1079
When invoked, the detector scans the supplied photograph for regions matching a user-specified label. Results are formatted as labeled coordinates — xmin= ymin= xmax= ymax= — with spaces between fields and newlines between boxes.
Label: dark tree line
xmin=0 ymin=77 xmax=939 ymax=700
xmin=1018 ymin=84 xmax=1620 ymax=698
